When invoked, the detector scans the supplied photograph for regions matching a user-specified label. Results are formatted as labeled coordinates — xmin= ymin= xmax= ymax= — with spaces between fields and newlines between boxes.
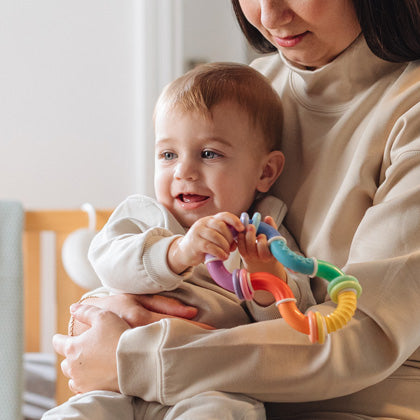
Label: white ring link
xmin=267 ymin=235 xmax=287 ymax=246
xmin=275 ymin=298 xmax=297 ymax=306
xmin=309 ymin=257 xmax=318 ymax=278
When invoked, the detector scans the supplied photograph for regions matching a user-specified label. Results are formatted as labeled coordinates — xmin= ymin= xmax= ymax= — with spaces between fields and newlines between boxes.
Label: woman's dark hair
xmin=354 ymin=0 xmax=420 ymax=62
xmin=231 ymin=0 xmax=420 ymax=62
xmin=231 ymin=0 xmax=277 ymax=55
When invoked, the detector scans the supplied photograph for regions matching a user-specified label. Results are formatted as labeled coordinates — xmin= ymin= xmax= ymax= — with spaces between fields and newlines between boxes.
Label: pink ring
xmin=240 ymin=269 xmax=253 ymax=300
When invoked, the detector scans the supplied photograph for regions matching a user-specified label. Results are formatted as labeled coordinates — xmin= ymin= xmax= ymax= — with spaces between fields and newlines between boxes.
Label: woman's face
xmin=238 ymin=0 xmax=361 ymax=68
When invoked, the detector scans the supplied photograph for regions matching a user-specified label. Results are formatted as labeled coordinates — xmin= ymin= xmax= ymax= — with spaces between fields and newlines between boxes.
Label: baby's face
xmin=154 ymin=101 xmax=269 ymax=228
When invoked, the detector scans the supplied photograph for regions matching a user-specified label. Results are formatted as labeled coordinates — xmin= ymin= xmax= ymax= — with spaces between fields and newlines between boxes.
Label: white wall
xmin=1 ymin=0 xmax=248 ymax=351
xmin=1 ymin=1 xmax=138 ymax=209
xmin=0 ymin=0 xmax=247 ymax=210
xmin=182 ymin=0 xmax=248 ymax=70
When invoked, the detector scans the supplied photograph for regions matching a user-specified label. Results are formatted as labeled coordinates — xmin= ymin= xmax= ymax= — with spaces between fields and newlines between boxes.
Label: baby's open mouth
xmin=178 ymin=194 xmax=209 ymax=203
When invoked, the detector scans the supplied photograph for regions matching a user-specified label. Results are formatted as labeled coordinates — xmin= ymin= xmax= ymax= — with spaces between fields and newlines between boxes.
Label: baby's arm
xmin=88 ymin=195 xmax=193 ymax=294
xmin=167 ymin=212 xmax=244 ymax=274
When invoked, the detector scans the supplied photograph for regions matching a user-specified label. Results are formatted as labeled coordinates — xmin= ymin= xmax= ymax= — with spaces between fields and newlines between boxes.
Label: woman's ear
xmin=256 ymin=150 xmax=285 ymax=193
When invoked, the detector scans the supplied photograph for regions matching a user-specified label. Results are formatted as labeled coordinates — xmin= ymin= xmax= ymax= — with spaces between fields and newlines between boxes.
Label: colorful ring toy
xmin=205 ymin=212 xmax=362 ymax=344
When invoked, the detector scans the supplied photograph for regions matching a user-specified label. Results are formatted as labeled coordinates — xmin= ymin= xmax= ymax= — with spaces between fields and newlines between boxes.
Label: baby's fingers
xmin=203 ymin=213 xmax=242 ymax=252
xmin=255 ymin=234 xmax=273 ymax=260
xmin=264 ymin=216 xmax=278 ymax=230
xmin=238 ymin=224 xmax=258 ymax=258
xmin=198 ymin=227 xmax=231 ymax=260
xmin=213 ymin=212 xmax=244 ymax=235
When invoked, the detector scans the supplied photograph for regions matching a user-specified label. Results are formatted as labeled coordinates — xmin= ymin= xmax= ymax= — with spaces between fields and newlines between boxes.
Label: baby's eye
xmin=160 ymin=151 xmax=177 ymax=160
xmin=201 ymin=150 xmax=221 ymax=159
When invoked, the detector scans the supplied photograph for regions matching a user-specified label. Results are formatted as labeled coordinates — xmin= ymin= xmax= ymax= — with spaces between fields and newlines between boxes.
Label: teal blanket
xmin=0 ymin=201 xmax=24 ymax=419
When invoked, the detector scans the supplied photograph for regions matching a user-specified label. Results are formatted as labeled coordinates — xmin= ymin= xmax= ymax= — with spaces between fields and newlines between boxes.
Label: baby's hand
xmin=237 ymin=216 xmax=287 ymax=280
xmin=237 ymin=216 xmax=287 ymax=307
xmin=168 ymin=212 xmax=244 ymax=274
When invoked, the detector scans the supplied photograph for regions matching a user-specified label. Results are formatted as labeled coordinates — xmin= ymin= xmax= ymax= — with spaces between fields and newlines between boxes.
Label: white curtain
xmin=133 ymin=0 xmax=184 ymax=198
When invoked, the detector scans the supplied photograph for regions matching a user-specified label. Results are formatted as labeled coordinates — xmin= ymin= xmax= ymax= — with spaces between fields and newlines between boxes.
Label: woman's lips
xmin=274 ymin=32 xmax=308 ymax=48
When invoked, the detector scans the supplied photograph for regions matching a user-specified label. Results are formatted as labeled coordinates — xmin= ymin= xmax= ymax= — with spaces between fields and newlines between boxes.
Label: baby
xmin=45 ymin=62 xmax=315 ymax=420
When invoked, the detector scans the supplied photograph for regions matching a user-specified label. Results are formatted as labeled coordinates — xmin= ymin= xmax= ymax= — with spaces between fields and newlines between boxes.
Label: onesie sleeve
xmin=88 ymin=195 xmax=192 ymax=294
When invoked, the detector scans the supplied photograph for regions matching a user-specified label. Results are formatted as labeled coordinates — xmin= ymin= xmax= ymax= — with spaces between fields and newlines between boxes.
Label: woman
xmin=50 ymin=1 xmax=420 ymax=418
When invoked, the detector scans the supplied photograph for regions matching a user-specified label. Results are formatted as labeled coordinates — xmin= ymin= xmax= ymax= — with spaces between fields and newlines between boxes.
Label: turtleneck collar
xmin=279 ymin=35 xmax=403 ymax=112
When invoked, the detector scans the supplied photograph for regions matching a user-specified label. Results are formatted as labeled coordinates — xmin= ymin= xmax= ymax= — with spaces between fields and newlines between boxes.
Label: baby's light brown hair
xmin=154 ymin=62 xmax=283 ymax=152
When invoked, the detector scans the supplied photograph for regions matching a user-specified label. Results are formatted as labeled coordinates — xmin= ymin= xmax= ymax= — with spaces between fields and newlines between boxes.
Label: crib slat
xmin=25 ymin=209 xmax=112 ymax=232
xmin=23 ymin=231 xmax=41 ymax=353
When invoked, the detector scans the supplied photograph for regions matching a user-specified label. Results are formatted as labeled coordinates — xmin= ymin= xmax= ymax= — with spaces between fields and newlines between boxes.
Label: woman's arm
xmin=113 ymin=127 xmax=420 ymax=405
xmin=55 ymin=294 xmax=213 ymax=393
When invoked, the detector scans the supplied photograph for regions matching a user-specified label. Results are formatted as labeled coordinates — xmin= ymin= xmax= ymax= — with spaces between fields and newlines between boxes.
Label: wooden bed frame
xmin=23 ymin=209 xmax=112 ymax=405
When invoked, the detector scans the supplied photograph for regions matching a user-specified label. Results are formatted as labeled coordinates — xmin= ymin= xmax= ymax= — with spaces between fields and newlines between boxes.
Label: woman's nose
xmin=260 ymin=0 xmax=293 ymax=30
xmin=174 ymin=160 xmax=198 ymax=181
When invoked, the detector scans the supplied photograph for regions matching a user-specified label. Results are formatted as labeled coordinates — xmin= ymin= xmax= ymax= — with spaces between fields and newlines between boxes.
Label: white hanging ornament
xmin=62 ymin=203 xmax=102 ymax=290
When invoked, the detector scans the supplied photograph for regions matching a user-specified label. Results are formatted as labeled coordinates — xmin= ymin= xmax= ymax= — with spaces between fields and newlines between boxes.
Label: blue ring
xmin=255 ymin=219 xmax=315 ymax=275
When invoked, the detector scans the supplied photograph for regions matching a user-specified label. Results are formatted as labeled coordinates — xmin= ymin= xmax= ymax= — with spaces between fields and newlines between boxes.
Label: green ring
xmin=328 ymin=275 xmax=362 ymax=303
xmin=316 ymin=260 xmax=344 ymax=281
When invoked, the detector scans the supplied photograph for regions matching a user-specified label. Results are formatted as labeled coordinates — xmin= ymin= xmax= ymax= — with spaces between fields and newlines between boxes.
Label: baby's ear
xmin=256 ymin=151 xmax=285 ymax=193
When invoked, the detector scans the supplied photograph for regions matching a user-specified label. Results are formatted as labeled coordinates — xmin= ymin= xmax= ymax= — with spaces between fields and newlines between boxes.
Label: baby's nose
xmin=174 ymin=160 xmax=199 ymax=180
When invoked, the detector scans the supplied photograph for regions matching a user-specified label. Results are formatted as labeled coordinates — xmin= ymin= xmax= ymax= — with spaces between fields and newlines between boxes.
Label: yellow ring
xmin=315 ymin=312 xmax=326 ymax=344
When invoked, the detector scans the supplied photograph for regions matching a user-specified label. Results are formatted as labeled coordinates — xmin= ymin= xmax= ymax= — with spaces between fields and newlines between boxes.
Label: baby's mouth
xmin=177 ymin=194 xmax=209 ymax=203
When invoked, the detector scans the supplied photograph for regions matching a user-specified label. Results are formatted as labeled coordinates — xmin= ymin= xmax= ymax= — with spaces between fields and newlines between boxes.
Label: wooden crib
xmin=23 ymin=209 xmax=112 ymax=405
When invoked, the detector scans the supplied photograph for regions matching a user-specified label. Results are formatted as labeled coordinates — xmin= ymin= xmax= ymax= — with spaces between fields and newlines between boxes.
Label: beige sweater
xmin=112 ymin=36 xmax=420 ymax=406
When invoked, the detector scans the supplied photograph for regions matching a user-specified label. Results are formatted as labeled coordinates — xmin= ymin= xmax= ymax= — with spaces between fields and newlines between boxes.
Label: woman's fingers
xmin=52 ymin=333 xmax=70 ymax=358
xmin=134 ymin=294 xmax=198 ymax=319
xmin=57 ymin=305 xmax=130 ymax=393
xmin=130 ymin=295 xmax=214 ymax=330
xmin=99 ymin=294 xmax=214 ymax=330
xmin=68 ymin=379 xmax=78 ymax=394
xmin=56 ymin=298 xmax=214 ymax=395
xmin=60 ymin=357 xmax=70 ymax=379
xmin=69 ymin=302 xmax=98 ymax=325
xmin=74 ymin=294 xmax=213 ymax=330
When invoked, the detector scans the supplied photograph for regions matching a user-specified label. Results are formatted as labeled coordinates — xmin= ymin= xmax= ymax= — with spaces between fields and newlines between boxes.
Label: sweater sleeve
xmin=115 ymin=104 xmax=420 ymax=404
xmin=88 ymin=195 xmax=192 ymax=294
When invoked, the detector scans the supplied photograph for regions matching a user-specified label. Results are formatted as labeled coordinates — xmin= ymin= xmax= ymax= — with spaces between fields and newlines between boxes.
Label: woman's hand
xmin=84 ymin=293 xmax=200 ymax=327
xmin=55 ymin=303 xmax=129 ymax=393
xmin=71 ymin=293 xmax=206 ymax=335
xmin=57 ymin=296 xmax=214 ymax=393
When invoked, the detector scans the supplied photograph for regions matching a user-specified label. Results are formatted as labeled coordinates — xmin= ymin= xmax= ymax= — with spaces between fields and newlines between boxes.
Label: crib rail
xmin=23 ymin=209 xmax=112 ymax=405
